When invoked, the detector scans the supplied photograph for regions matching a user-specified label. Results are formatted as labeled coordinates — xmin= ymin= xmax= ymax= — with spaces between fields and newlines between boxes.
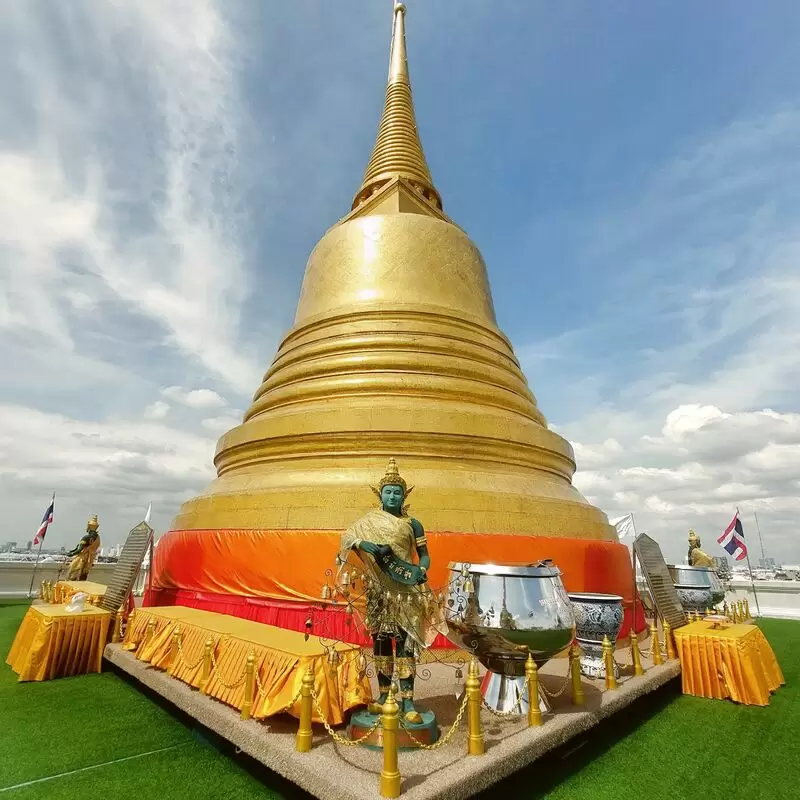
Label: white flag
xmin=611 ymin=513 xmax=635 ymax=540
xmin=144 ymin=502 xmax=152 ymax=524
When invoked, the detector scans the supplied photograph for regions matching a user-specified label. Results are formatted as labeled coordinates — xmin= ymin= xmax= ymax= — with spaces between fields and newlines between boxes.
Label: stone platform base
xmin=104 ymin=643 xmax=680 ymax=800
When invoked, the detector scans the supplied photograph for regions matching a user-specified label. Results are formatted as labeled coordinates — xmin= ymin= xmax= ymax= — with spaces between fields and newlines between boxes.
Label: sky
xmin=1 ymin=0 xmax=799 ymax=566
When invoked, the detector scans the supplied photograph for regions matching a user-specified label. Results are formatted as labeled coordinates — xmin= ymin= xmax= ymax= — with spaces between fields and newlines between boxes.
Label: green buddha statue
xmin=339 ymin=458 xmax=446 ymax=725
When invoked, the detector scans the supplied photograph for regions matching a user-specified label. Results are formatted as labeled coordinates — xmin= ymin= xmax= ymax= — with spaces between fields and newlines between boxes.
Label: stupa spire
xmin=352 ymin=2 xmax=442 ymax=210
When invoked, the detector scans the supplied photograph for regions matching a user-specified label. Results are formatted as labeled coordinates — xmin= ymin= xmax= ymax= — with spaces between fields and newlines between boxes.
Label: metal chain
xmin=176 ymin=637 xmax=205 ymax=671
xmin=209 ymin=651 xmax=247 ymax=690
xmin=399 ymin=690 xmax=469 ymax=750
xmin=481 ymin=698 xmax=522 ymax=718
xmin=310 ymin=687 xmax=382 ymax=746
xmin=540 ymin=664 xmax=571 ymax=699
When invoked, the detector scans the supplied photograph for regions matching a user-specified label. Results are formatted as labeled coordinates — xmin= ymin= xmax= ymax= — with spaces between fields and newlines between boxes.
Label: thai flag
xmin=717 ymin=511 xmax=747 ymax=561
xmin=33 ymin=495 xmax=55 ymax=546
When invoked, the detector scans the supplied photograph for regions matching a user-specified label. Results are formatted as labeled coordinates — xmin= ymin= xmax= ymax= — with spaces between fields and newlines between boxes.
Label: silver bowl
xmin=568 ymin=593 xmax=624 ymax=679
xmin=444 ymin=562 xmax=575 ymax=713
xmin=668 ymin=565 xmax=725 ymax=609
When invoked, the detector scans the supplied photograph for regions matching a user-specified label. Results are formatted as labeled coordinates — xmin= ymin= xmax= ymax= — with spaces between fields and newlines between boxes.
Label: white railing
xmin=725 ymin=579 xmax=800 ymax=620
xmin=0 ymin=562 xmax=150 ymax=599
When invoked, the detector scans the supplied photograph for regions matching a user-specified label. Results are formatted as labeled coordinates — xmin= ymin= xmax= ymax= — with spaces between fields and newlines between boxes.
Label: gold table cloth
xmin=6 ymin=602 xmax=112 ymax=681
xmin=55 ymin=580 xmax=107 ymax=606
xmin=124 ymin=606 xmax=371 ymax=725
xmin=674 ymin=620 xmax=784 ymax=706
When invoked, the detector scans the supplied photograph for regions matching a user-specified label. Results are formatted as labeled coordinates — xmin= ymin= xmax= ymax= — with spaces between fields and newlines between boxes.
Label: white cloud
xmin=161 ymin=386 xmax=228 ymax=409
xmin=201 ymin=412 xmax=243 ymax=433
xmin=144 ymin=401 xmax=171 ymax=420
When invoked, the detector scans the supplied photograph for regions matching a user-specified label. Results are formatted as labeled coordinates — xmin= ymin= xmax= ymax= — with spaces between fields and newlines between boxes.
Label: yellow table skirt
xmin=674 ymin=620 xmax=784 ymax=705
xmin=124 ymin=606 xmax=372 ymax=726
xmin=55 ymin=580 xmax=107 ymax=606
xmin=6 ymin=602 xmax=112 ymax=681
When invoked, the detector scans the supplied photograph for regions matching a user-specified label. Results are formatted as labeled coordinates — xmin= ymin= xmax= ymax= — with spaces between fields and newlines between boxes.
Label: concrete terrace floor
xmin=2 ymin=601 xmax=799 ymax=800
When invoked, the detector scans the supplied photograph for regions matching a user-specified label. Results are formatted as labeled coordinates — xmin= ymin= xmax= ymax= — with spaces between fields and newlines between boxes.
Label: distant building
xmin=712 ymin=556 xmax=732 ymax=579
xmin=26 ymin=540 xmax=32 ymax=551
xmin=759 ymin=557 xmax=777 ymax=569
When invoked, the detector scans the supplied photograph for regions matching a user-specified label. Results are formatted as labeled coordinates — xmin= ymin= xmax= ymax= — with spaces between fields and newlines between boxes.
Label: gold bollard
xmin=39 ymin=580 xmax=46 ymax=600
xmin=744 ymin=598 xmax=751 ymax=619
xmin=379 ymin=686 xmax=401 ymax=798
xmin=570 ymin=643 xmax=585 ymax=706
xmin=169 ymin=627 xmax=181 ymax=675
xmin=650 ymin=621 xmax=663 ymax=666
xmin=602 ymin=636 xmax=618 ymax=690
xmin=738 ymin=600 xmax=745 ymax=621
xmin=466 ymin=658 xmax=485 ymax=753
xmin=241 ymin=650 xmax=256 ymax=720
xmin=629 ymin=630 xmax=644 ymax=676
xmin=200 ymin=638 xmax=213 ymax=695
xmin=525 ymin=653 xmax=543 ymax=727
xmin=111 ymin=611 xmax=123 ymax=643
xmin=732 ymin=603 xmax=740 ymax=623
xmin=663 ymin=620 xmax=676 ymax=660
xmin=295 ymin=664 xmax=315 ymax=752
xmin=723 ymin=601 xmax=729 ymax=619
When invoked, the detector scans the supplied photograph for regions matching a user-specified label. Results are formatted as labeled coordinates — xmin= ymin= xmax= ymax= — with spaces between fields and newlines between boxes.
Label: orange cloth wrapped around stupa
xmin=149 ymin=4 xmax=645 ymax=644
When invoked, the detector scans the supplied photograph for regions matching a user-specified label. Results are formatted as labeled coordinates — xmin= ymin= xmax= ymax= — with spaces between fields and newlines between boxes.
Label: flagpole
xmin=27 ymin=492 xmax=53 ymax=599
xmin=753 ymin=512 xmax=766 ymax=562
xmin=738 ymin=507 xmax=761 ymax=618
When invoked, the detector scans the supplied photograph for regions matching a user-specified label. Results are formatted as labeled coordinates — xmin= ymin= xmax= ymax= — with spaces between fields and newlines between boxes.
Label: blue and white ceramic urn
xmin=568 ymin=593 xmax=624 ymax=679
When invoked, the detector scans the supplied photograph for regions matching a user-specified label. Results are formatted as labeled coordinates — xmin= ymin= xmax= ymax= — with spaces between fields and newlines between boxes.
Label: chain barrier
xmin=540 ymin=663 xmax=571 ymax=699
xmin=209 ymin=650 xmax=247 ymax=690
xmin=399 ymin=690 xmax=469 ymax=750
xmin=481 ymin=698 xmax=522 ymax=718
xmin=176 ymin=636 xmax=205 ymax=671
xmin=310 ymin=687 xmax=382 ymax=746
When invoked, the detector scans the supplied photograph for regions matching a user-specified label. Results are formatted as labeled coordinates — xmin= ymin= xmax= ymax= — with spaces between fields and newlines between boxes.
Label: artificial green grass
xmin=484 ymin=617 xmax=800 ymax=800
xmin=3 ymin=604 xmax=798 ymax=799
xmin=1 ymin=603 xmax=281 ymax=798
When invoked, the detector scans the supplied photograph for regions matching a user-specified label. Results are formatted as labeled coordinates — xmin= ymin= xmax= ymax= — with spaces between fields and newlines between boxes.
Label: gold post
xmin=380 ymin=685 xmax=402 ymax=798
xmin=525 ymin=653 xmax=543 ymax=727
xmin=570 ymin=643 xmax=585 ymax=706
xmin=663 ymin=620 xmax=676 ymax=660
xmin=602 ymin=636 xmax=618 ymax=690
xmin=295 ymin=664 xmax=315 ymax=752
xmin=169 ymin=627 xmax=181 ymax=675
xmin=466 ymin=658 xmax=486 ymax=753
xmin=649 ymin=621 xmax=663 ymax=666
xmin=737 ymin=600 xmax=745 ymax=621
xmin=629 ymin=630 xmax=644 ymax=676
xmin=200 ymin=638 xmax=213 ymax=695
xmin=704 ymin=608 xmax=711 ymax=618
xmin=39 ymin=580 xmax=45 ymax=600
xmin=744 ymin=598 xmax=751 ymax=619
xmin=723 ymin=601 xmax=729 ymax=619
xmin=241 ymin=650 xmax=256 ymax=720
xmin=111 ymin=611 xmax=123 ymax=643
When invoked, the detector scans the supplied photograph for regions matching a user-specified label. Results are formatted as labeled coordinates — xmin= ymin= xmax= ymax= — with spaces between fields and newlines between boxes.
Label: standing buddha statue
xmin=687 ymin=530 xmax=714 ymax=568
xmin=339 ymin=458 xmax=446 ymax=724
xmin=66 ymin=515 xmax=102 ymax=581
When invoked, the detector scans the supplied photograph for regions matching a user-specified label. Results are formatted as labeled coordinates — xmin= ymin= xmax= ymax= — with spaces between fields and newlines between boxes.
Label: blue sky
xmin=1 ymin=1 xmax=799 ymax=564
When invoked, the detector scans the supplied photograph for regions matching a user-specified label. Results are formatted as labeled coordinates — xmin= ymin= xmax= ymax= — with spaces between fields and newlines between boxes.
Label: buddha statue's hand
xmin=408 ymin=565 xmax=427 ymax=585
xmin=357 ymin=542 xmax=392 ymax=559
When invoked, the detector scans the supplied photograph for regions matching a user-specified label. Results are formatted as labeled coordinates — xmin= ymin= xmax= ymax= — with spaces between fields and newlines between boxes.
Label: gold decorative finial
xmin=379 ymin=457 xmax=407 ymax=493
xmin=87 ymin=515 xmax=99 ymax=531
xmin=352 ymin=1 xmax=441 ymax=210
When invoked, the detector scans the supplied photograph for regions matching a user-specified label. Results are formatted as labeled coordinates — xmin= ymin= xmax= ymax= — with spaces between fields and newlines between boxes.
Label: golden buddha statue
xmin=67 ymin=515 xmax=101 ymax=581
xmin=688 ymin=530 xmax=714 ymax=568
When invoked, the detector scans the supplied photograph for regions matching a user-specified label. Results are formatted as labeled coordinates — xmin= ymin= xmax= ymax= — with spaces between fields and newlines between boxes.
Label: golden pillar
xmin=525 ymin=653 xmax=543 ymax=727
xmin=169 ymin=627 xmax=181 ymax=676
xmin=649 ymin=621 xmax=663 ymax=666
xmin=629 ymin=630 xmax=644 ymax=676
xmin=380 ymin=686 xmax=402 ymax=798
xmin=744 ymin=598 xmax=751 ymax=619
xmin=602 ymin=636 xmax=617 ymax=690
xmin=241 ymin=651 xmax=256 ymax=720
xmin=296 ymin=664 xmax=315 ymax=753
xmin=663 ymin=620 xmax=676 ymax=660
xmin=570 ymin=643 xmax=585 ymax=706
xmin=466 ymin=658 xmax=485 ymax=753
xmin=200 ymin=638 xmax=213 ymax=695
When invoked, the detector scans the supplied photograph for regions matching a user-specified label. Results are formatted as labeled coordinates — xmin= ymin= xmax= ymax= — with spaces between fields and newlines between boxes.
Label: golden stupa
xmin=151 ymin=4 xmax=637 ymax=636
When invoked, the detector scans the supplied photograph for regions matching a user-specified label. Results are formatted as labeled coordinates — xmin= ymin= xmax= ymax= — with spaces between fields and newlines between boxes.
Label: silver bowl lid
xmin=568 ymin=592 xmax=624 ymax=602
xmin=447 ymin=561 xmax=562 ymax=578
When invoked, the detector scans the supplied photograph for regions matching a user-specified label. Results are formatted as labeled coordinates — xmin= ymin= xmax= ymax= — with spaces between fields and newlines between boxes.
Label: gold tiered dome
xmin=171 ymin=3 xmax=614 ymax=542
